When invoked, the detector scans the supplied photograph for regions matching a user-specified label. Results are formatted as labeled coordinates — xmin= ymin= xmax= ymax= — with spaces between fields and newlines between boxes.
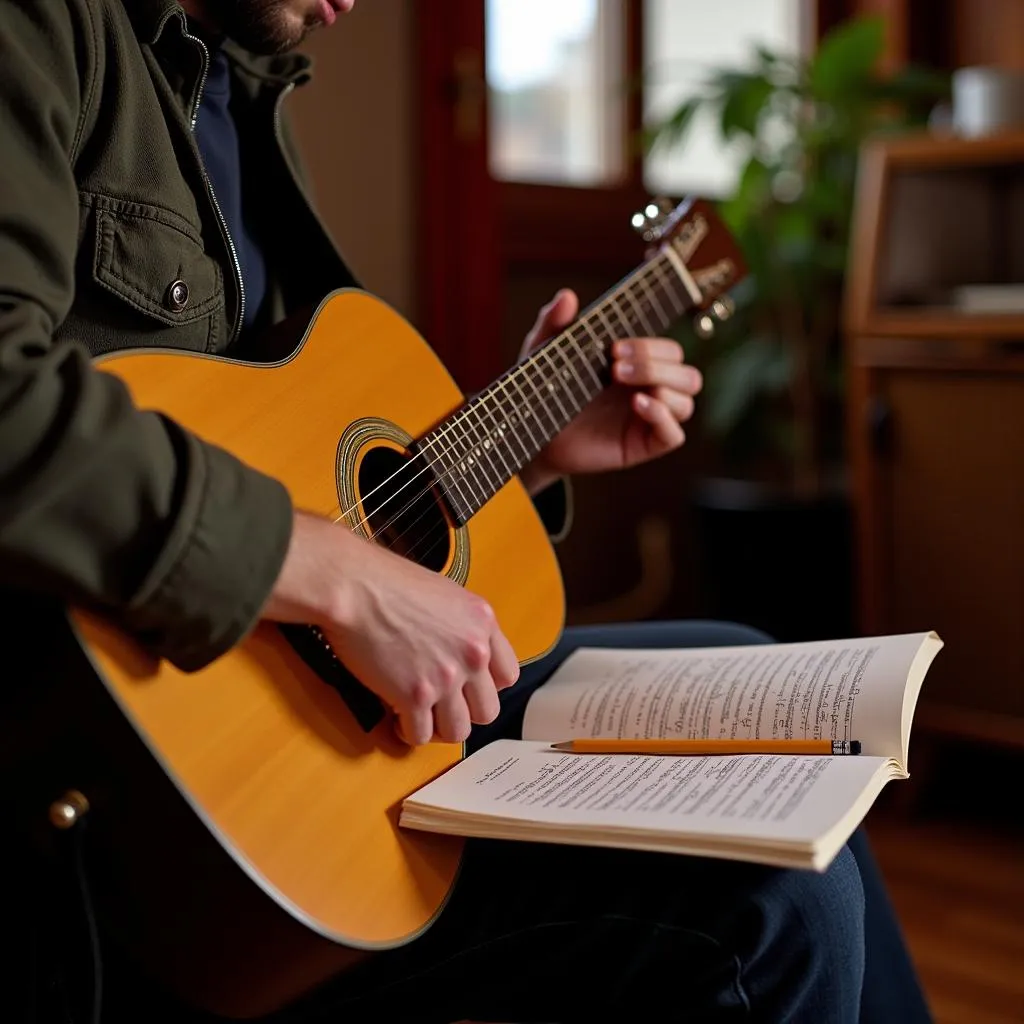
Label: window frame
xmin=496 ymin=0 xmax=649 ymax=270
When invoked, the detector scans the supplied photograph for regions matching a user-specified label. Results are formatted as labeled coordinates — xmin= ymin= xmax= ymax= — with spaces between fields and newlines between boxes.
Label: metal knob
xmin=712 ymin=296 xmax=736 ymax=321
xmin=631 ymin=197 xmax=676 ymax=242
xmin=49 ymin=789 xmax=90 ymax=830
xmin=693 ymin=314 xmax=716 ymax=339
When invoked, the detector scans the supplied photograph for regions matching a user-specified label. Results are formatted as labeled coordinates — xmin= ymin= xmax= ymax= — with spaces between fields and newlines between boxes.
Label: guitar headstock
xmin=632 ymin=197 xmax=748 ymax=339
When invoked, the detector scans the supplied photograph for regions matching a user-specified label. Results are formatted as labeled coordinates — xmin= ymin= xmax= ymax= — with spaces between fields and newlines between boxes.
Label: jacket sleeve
xmin=0 ymin=0 xmax=293 ymax=671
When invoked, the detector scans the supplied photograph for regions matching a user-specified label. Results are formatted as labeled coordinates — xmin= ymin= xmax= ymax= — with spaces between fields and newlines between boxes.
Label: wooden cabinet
xmin=845 ymin=132 xmax=1024 ymax=747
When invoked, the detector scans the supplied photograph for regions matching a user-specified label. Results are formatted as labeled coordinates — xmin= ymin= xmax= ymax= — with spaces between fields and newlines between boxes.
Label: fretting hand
xmin=518 ymin=289 xmax=703 ymax=495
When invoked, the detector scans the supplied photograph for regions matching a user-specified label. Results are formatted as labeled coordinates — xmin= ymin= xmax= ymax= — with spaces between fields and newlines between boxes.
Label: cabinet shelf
xmin=845 ymin=130 xmax=1024 ymax=749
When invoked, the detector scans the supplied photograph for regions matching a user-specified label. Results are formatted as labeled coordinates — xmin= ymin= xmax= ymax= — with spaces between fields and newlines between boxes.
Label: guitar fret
xmin=565 ymin=340 xmax=598 ymax=402
xmin=536 ymin=347 xmax=582 ymax=416
xmin=479 ymin=389 xmax=528 ymax=471
xmin=472 ymin=393 xmax=515 ymax=478
xmin=623 ymin=285 xmax=655 ymax=336
xmin=566 ymin=327 xmax=604 ymax=391
xmin=503 ymin=369 xmax=551 ymax=453
xmin=490 ymin=383 xmax=535 ymax=464
xmin=426 ymin=426 xmax=473 ymax=522
xmin=652 ymin=257 xmax=685 ymax=316
xmin=421 ymin=219 xmax=720 ymax=524
xmin=521 ymin=363 xmax=565 ymax=440
xmin=607 ymin=295 xmax=634 ymax=338
xmin=636 ymin=271 xmax=670 ymax=330
xmin=495 ymin=374 xmax=544 ymax=458
xmin=459 ymin=409 xmax=502 ymax=497
xmin=587 ymin=312 xmax=615 ymax=364
xmin=446 ymin=414 xmax=489 ymax=507
xmin=653 ymin=253 xmax=690 ymax=321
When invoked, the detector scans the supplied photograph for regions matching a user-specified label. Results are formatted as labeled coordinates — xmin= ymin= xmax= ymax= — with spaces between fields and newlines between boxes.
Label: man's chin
xmin=203 ymin=0 xmax=318 ymax=55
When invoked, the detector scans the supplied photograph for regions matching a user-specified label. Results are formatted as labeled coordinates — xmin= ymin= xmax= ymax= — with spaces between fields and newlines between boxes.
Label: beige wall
xmin=287 ymin=1 xmax=417 ymax=321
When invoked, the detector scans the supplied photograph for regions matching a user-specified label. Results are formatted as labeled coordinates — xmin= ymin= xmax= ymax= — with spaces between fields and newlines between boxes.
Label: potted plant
xmin=645 ymin=16 xmax=948 ymax=639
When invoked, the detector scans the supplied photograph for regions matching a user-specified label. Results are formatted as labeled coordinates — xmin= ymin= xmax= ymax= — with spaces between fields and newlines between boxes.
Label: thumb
xmin=522 ymin=289 xmax=580 ymax=355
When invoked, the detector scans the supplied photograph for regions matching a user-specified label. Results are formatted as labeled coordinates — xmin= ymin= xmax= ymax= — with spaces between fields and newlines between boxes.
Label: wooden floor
xmin=866 ymin=743 xmax=1024 ymax=1024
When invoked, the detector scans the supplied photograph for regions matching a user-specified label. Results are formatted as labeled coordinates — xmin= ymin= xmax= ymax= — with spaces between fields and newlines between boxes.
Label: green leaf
xmin=646 ymin=96 xmax=702 ymax=153
xmin=810 ymin=15 xmax=885 ymax=99
xmin=719 ymin=74 xmax=774 ymax=140
xmin=705 ymin=336 xmax=790 ymax=435
xmin=721 ymin=156 xmax=772 ymax=229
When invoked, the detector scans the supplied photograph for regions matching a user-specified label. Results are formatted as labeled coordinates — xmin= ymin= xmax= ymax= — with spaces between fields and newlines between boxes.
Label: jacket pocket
xmin=85 ymin=193 xmax=226 ymax=349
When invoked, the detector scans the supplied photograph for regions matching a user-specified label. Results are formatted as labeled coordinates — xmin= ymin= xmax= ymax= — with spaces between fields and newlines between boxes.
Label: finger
xmin=651 ymin=386 xmax=695 ymax=423
xmin=396 ymin=705 xmax=435 ymax=747
xmin=433 ymin=691 xmax=474 ymax=744
xmin=633 ymin=393 xmax=685 ymax=451
xmin=489 ymin=628 xmax=521 ymax=691
xmin=614 ymin=358 xmax=703 ymax=395
xmin=464 ymin=671 xmax=501 ymax=726
xmin=523 ymin=289 xmax=580 ymax=352
xmin=613 ymin=338 xmax=686 ymax=363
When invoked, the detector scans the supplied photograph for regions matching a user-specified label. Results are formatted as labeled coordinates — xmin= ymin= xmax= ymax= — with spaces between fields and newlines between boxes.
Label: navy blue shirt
xmin=194 ymin=47 xmax=267 ymax=334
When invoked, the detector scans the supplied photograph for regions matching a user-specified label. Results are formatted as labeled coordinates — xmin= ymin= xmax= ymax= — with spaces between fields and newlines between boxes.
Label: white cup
xmin=952 ymin=66 xmax=1024 ymax=137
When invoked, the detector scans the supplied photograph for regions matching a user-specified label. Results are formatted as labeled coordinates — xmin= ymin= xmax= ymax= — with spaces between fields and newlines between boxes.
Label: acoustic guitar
xmin=14 ymin=197 xmax=744 ymax=1017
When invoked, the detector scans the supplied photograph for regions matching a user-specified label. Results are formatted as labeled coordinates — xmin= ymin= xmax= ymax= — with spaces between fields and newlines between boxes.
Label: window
xmin=485 ymin=0 xmax=805 ymax=197
xmin=643 ymin=0 xmax=804 ymax=196
xmin=486 ymin=0 xmax=625 ymax=186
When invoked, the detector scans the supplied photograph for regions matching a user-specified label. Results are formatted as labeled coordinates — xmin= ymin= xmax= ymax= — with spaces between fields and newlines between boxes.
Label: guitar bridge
xmin=278 ymin=624 xmax=386 ymax=734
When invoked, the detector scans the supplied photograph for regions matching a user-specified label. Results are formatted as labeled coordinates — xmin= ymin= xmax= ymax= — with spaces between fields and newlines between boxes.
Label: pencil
xmin=549 ymin=739 xmax=862 ymax=755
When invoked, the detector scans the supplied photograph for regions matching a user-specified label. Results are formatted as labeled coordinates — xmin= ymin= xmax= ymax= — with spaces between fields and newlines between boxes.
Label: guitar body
xmin=5 ymin=197 xmax=743 ymax=1019
xmin=56 ymin=289 xmax=564 ymax=1016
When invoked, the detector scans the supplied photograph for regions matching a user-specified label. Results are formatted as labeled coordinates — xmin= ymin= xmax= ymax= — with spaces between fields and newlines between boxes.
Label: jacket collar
xmin=222 ymin=40 xmax=313 ymax=86
xmin=126 ymin=0 xmax=313 ymax=85
xmin=126 ymin=0 xmax=185 ymax=45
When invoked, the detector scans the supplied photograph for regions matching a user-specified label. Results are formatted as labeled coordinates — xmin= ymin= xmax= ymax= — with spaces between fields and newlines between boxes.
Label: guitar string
xmin=365 ymin=272 xmax=683 ymax=558
xmin=363 ymin=313 xmax=615 ymax=553
xmin=360 ymin=265 xmax=682 ymax=551
xmin=375 ymin=284 xmax=680 ymax=567
xmin=371 ymin=333 xmax=611 ymax=563
xmin=329 ymin=247 xmax=683 ymax=538
xmin=394 ymin=251 xmax=705 ymax=565
xmin=342 ymin=250 xmax=688 ymax=545
xmin=336 ymin=249 xmax=678 ymax=539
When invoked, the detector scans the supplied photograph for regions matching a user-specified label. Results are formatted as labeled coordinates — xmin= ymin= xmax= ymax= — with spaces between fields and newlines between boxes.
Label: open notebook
xmin=400 ymin=632 xmax=943 ymax=871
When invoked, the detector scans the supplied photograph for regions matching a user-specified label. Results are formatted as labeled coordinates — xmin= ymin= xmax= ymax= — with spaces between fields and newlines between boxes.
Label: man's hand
xmin=262 ymin=511 xmax=519 ymax=746
xmin=518 ymin=289 xmax=703 ymax=495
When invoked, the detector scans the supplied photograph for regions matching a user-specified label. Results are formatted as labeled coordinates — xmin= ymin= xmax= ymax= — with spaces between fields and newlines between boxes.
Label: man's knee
xmin=744 ymin=844 xmax=866 ymax=1016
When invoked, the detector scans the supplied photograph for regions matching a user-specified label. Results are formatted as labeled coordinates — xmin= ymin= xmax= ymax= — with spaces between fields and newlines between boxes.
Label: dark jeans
xmin=265 ymin=620 xmax=932 ymax=1024
xmin=36 ymin=621 xmax=931 ymax=1023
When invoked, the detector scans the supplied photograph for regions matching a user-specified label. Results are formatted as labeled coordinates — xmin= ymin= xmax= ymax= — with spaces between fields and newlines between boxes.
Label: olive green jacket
xmin=0 ymin=0 xmax=360 ymax=670
xmin=0 ymin=0 xmax=569 ymax=675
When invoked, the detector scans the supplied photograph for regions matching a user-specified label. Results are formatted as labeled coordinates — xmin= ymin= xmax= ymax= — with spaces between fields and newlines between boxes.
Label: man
xmin=0 ymin=0 xmax=932 ymax=1021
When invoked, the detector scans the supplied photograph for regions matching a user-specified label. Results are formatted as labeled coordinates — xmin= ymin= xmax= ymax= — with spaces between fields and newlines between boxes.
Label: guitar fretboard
xmin=419 ymin=246 xmax=696 ymax=525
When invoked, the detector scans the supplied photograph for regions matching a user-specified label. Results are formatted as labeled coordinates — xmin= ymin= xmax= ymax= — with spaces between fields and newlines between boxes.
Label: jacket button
xmin=166 ymin=279 xmax=190 ymax=312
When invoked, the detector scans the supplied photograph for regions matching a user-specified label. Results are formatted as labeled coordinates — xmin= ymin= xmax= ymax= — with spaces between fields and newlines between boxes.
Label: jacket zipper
xmin=180 ymin=19 xmax=246 ymax=344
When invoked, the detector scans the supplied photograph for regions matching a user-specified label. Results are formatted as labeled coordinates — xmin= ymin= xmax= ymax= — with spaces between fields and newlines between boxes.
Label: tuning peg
xmin=712 ymin=296 xmax=735 ymax=322
xmin=693 ymin=313 xmax=716 ymax=339
xmin=632 ymin=197 xmax=677 ymax=242
xmin=631 ymin=210 xmax=660 ymax=242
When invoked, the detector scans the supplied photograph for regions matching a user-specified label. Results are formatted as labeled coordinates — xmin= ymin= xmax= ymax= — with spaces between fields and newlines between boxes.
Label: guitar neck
xmin=419 ymin=245 xmax=698 ymax=525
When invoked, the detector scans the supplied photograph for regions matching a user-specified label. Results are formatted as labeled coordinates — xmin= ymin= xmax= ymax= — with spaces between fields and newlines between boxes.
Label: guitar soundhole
xmin=358 ymin=446 xmax=452 ymax=572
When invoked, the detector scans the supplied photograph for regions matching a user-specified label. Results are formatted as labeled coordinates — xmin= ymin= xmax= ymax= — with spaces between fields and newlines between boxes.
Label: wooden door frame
xmin=414 ymin=0 xmax=880 ymax=391
xmin=414 ymin=0 xmax=500 ymax=394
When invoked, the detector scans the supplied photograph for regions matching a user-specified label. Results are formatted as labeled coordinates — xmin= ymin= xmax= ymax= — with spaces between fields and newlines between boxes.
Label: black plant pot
xmin=691 ymin=476 xmax=854 ymax=643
